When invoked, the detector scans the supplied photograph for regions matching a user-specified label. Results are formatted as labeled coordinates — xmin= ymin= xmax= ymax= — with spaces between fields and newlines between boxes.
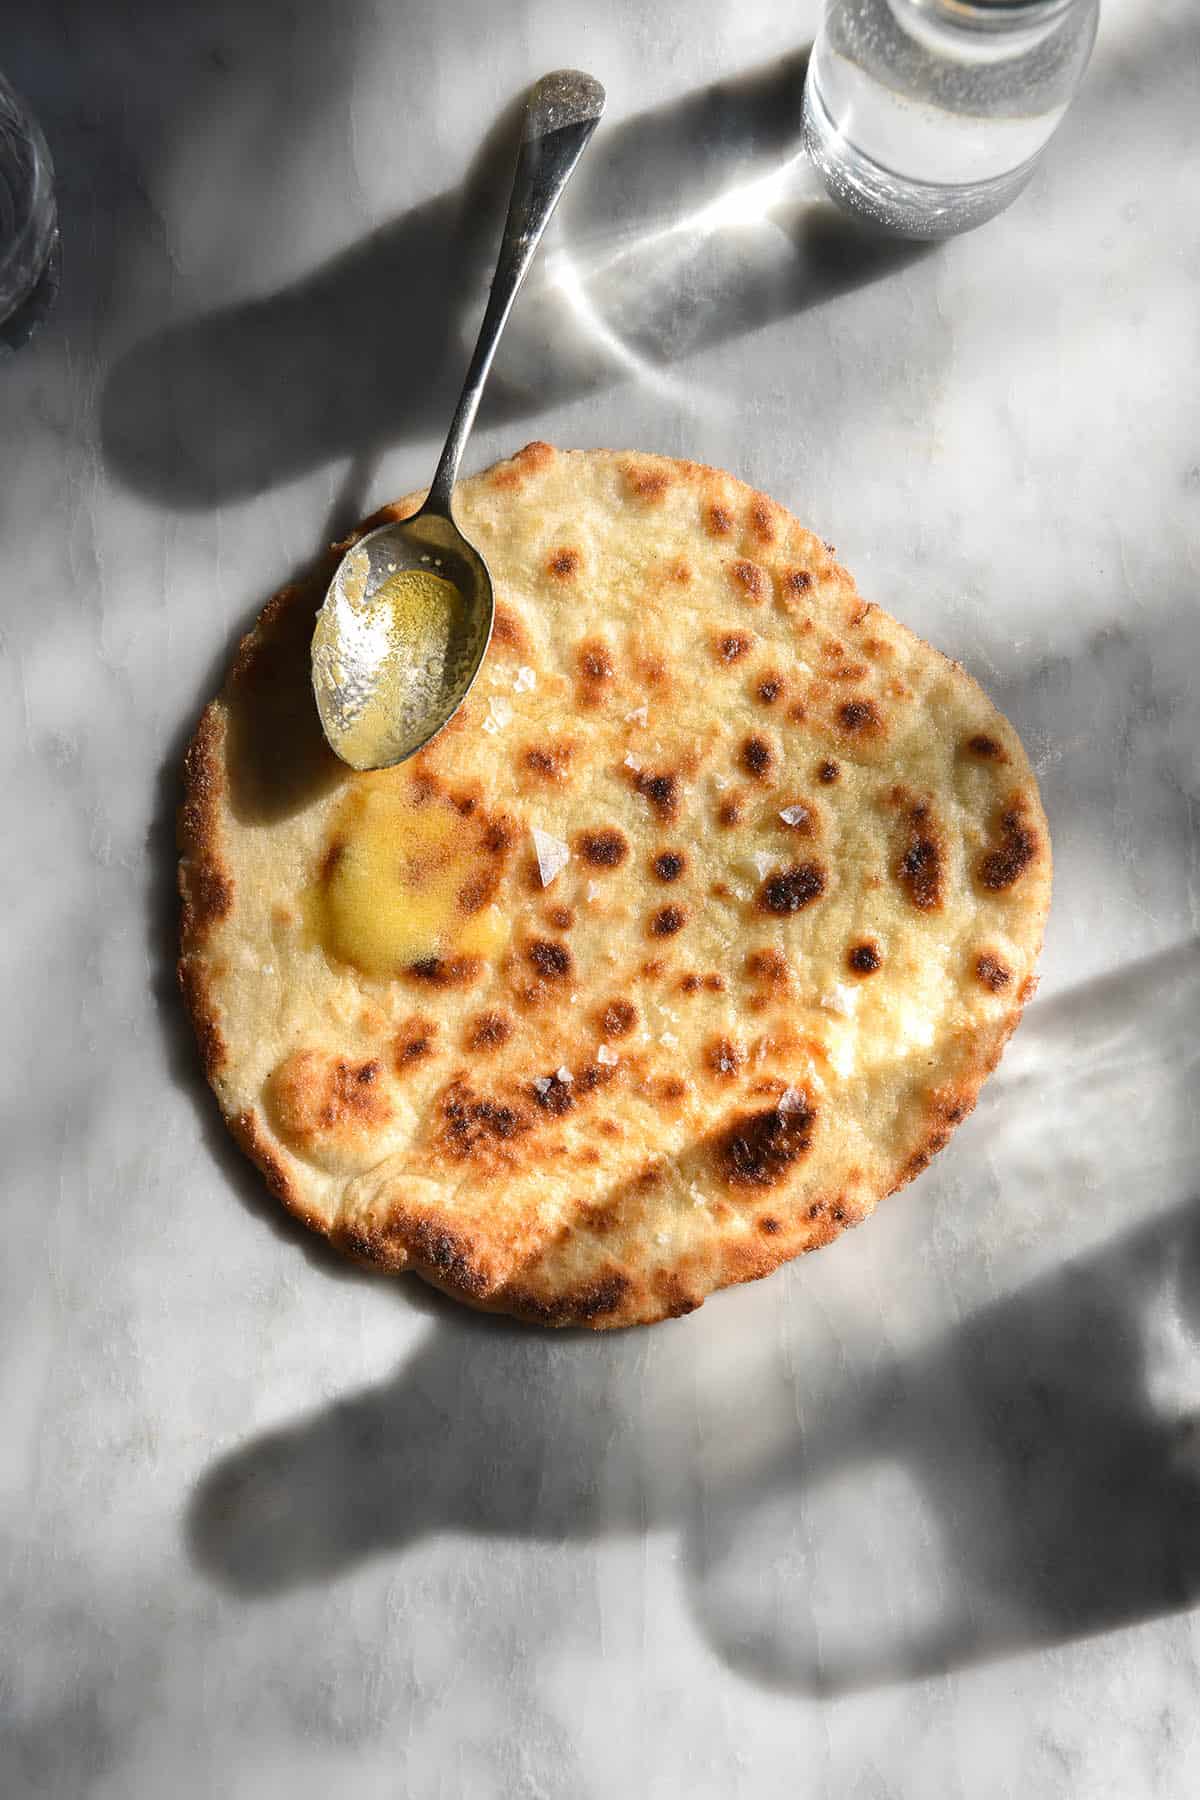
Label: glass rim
xmin=901 ymin=0 xmax=1083 ymax=22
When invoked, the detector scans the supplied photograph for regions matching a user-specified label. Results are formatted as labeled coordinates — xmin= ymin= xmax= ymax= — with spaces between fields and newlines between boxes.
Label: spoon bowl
xmin=312 ymin=69 xmax=605 ymax=771
xmin=312 ymin=510 xmax=493 ymax=770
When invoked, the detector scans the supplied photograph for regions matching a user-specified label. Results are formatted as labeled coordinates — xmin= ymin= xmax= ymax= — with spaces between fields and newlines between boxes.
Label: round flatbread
xmin=179 ymin=444 xmax=1050 ymax=1328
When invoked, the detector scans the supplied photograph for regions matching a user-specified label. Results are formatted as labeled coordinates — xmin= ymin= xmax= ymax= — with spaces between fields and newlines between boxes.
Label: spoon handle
xmin=422 ymin=69 xmax=606 ymax=518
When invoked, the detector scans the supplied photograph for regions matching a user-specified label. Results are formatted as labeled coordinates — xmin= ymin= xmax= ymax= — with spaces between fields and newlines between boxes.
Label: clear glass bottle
xmin=802 ymin=0 xmax=1099 ymax=238
xmin=0 ymin=69 xmax=58 ymax=344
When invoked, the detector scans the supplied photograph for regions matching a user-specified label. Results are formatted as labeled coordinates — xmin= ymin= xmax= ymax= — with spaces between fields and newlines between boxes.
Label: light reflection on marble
xmin=2 ymin=0 xmax=1199 ymax=1794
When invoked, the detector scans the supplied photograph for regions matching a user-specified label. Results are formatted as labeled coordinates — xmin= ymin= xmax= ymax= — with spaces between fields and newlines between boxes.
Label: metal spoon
xmin=312 ymin=69 xmax=606 ymax=770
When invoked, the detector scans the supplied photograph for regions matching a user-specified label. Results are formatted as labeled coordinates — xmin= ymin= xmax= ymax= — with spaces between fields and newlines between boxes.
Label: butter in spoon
xmin=312 ymin=70 xmax=606 ymax=771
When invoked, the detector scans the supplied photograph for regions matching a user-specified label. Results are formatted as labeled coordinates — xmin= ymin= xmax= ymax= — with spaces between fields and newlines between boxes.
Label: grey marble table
xmin=3 ymin=1 xmax=1199 ymax=1794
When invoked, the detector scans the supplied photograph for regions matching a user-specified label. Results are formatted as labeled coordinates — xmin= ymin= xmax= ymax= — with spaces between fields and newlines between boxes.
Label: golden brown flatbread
xmin=179 ymin=444 xmax=1050 ymax=1327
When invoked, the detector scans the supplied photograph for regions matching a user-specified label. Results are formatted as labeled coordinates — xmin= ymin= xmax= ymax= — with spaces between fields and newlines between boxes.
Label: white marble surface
xmin=3 ymin=0 xmax=1199 ymax=1793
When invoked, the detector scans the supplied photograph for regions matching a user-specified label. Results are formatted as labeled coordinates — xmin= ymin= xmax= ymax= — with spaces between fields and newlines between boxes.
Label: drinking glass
xmin=0 ymin=69 xmax=57 ymax=343
xmin=802 ymin=0 xmax=1099 ymax=237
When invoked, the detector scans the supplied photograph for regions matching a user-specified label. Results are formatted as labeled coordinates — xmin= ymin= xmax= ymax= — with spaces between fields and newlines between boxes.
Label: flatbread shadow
xmin=186 ymin=942 xmax=1200 ymax=1690
xmin=100 ymin=47 xmax=932 ymax=510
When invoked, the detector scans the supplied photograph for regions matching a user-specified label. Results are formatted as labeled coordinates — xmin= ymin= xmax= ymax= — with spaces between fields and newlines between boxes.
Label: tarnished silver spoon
xmin=312 ymin=69 xmax=606 ymax=771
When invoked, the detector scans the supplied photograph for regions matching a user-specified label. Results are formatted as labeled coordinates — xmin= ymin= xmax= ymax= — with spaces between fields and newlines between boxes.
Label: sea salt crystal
xmin=779 ymin=805 xmax=809 ymax=827
xmin=751 ymin=850 xmax=775 ymax=880
xmin=625 ymin=704 xmax=648 ymax=725
xmin=533 ymin=1075 xmax=553 ymax=1095
xmin=555 ymin=1065 xmax=573 ymax=1085
xmin=821 ymin=983 xmax=859 ymax=1017
xmin=712 ymin=773 xmax=730 ymax=791
xmin=483 ymin=693 xmax=515 ymax=735
xmin=623 ymin=751 xmax=641 ymax=772
xmin=596 ymin=1045 xmax=619 ymax=1066
xmin=532 ymin=827 xmax=570 ymax=887
xmin=514 ymin=665 xmax=537 ymax=693
xmin=779 ymin=1085 xmax=805 ymax=1114
xmin=660 ymin=1031 xmax=679 ymax=1049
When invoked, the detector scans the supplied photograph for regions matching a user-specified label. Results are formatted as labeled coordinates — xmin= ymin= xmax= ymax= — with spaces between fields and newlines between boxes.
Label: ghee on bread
xmin=179 ymin=444 xmax=1050 ymax=1328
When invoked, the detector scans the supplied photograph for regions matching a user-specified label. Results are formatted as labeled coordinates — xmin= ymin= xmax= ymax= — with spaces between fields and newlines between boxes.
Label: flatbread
xmin=179 ymin=444 xmax=1050 ymax=1328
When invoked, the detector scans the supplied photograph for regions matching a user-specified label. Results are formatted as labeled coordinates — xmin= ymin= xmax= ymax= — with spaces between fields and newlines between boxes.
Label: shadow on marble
xmin=99 ymin=48 xmax=931 ymax=509
xmin=691 ymin=1192 xmax=1200 ymax=1693
xmin=688 ymin=942 xmax=1200 ymax=1690
xmin=186 ymin=943 xmax=1200 ymax=1700
xmin=4 ymin=0 xmax=365 ymax=331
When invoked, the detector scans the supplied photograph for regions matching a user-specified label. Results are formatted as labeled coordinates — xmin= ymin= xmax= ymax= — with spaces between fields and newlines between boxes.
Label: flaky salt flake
xmin=660 ymin=1030 xmax=679 ymax=1049
xmin=531 ymin=826 xmax=570 ymax=887
xmin=487 ymin=695 xmax=513 ymax=730
xmin=533 ymin=1075 xmax=553 ymax=1095
xmin=623 ymin=751 xmax=641 ymax=772
xmin=779 ymin=805 xmax=809 ymax=827
xmin=556 ymin=1065 xmax=573 ymax=1086
xmin=513 ymin=664 xmax=537 ymax=693
xmin=751 ymin=850 xmax=775 ymax=880
xmin=482 ymin=715 xmax=499 ymax=735
xmin=712 ymin=772 xmax=730 ymax=791
xmin=821 ymin=983 xmax=859 ymax=1017
xmin=779 ymin=1085 xmax=805 ymax=1114
xmin=586 ymin=880 xmax=601 ymax=904
xmin=624 ymin=704 xmax=648 ymax=725
xmin=596 ymin=1044 xmax=619 ymax=1066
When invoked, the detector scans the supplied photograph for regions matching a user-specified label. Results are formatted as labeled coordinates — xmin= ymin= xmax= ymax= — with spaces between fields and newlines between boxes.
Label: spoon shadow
xmin=101 ymin=48 xmax=930 ymax=510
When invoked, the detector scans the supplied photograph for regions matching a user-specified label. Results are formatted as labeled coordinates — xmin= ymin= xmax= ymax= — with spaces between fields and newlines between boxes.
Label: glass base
xmin=801 ymin=70 xmax=1039 ymax=240
xmin=0 ymin=222 xmax=59 ymax=354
